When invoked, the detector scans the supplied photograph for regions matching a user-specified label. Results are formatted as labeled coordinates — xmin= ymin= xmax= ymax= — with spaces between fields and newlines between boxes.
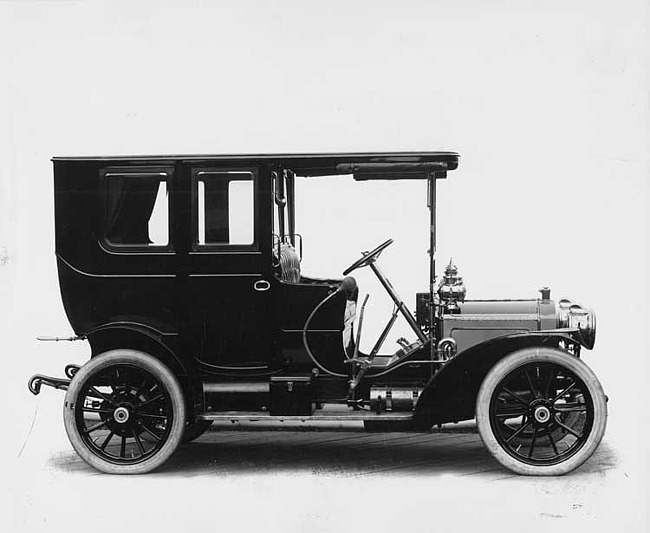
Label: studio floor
xmin=6 ymin=399 xmax=641 ymax=533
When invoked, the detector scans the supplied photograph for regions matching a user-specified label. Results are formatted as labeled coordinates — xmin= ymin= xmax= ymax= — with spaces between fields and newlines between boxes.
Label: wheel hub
xmin=529 ymin=399 xmax=553 ymax=426
xmin=113 ymin=406 xmax=131 ymax=424
xmin=533 ymin=405 xmax=550 ymax=424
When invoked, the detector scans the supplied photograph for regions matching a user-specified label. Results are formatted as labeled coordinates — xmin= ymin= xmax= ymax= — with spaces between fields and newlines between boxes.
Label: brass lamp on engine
xmin=437 ymin=259 xmax=466 ymax=312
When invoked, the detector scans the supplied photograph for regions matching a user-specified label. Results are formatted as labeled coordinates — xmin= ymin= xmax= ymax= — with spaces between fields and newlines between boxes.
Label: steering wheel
xmin=343 ymin=239 xmax=394 ymax=276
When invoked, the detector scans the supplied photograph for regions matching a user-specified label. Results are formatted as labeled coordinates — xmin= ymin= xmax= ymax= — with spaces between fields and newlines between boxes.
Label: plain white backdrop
xmin=1 ymin=1 xmax=648 ymax=531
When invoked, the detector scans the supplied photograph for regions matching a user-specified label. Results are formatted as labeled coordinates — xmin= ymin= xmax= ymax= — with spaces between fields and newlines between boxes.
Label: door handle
xmin=254 ymin=280 xmax=271 ymax=292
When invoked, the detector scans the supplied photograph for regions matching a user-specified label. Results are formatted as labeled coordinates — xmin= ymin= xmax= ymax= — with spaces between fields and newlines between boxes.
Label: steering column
xmin=343 ymin=239 xmax=427 ymax=343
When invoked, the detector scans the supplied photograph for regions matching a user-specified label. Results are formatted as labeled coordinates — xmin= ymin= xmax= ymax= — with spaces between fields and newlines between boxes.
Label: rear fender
xmin=412 ymin=332 xmax=577 ymax=430
xmin=86 ymin=322 xmax=186 ymax=376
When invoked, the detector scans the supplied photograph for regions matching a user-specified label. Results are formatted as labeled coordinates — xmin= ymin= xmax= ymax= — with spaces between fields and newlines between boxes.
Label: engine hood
xmin=440 ymin=297 xmax=595 ymax=353
xmin=458 ymin=299 xmax=551 ymax=317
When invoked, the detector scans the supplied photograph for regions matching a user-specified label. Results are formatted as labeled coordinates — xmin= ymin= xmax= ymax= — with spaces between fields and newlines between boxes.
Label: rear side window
xmin=103 ymin=169 xmax=171 ymax=248
xmin=194 ymin=170 xmax=256 ymax=247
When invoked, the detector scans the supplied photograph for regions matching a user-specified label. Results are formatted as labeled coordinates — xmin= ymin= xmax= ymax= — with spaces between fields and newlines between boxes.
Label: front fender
xmin=412 ymin=332 xmax=578 ymax=430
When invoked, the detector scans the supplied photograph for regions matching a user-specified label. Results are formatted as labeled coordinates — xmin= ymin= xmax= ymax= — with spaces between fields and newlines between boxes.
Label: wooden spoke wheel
xmin=63 ymin=350 xmax=186 ymax=474
xmin=476 ymin=348 xmax=606 ymax=476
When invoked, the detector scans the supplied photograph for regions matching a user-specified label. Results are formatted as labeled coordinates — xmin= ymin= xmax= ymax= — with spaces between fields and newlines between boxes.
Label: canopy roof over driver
xmin=52 ymin=151 xmax=459 ymax=180
xmin=268 ymin=151 xmax=459 ymax=179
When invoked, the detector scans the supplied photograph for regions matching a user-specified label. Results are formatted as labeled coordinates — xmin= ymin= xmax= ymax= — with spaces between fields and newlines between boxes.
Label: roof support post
xmin=428 ymin=173 xmax=437 ymax=359
xmin=286 ymin=170 xmax=296 ymax=246
xmin=273 ymin=169 xmax=286 ymax=243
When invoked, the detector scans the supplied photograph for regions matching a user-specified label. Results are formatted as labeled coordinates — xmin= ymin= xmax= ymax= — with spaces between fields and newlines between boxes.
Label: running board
xmin=197 ymin=411 xmax=414 ymax=423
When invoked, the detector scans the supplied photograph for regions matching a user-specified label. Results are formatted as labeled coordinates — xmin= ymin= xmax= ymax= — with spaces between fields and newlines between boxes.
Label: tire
xmin=476 ymin=347 xmax=607 ymax=476
xmin=182 ymin=419 xmax=213 ymax=443
xmin=63 ymin=350 xmax=186 ymax=474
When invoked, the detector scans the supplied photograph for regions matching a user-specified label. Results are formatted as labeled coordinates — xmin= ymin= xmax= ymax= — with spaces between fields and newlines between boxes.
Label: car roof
xmin=52 ymin=151 xmax=459 ymax=178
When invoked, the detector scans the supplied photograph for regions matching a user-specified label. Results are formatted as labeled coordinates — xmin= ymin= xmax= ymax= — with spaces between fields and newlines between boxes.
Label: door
xmin=185 ymin=165 xmax=274 ymax=370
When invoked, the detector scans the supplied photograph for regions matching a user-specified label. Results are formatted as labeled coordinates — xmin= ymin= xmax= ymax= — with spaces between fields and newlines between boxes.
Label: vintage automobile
xmin=28 ymin=151 xmax=606 ymax=476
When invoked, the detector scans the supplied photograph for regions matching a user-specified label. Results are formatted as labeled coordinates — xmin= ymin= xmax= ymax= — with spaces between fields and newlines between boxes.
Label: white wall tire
xmin=476 ymin=347 xmax=607 ymax=476
xmin=63 ymin=350 xmax=186 ymax=474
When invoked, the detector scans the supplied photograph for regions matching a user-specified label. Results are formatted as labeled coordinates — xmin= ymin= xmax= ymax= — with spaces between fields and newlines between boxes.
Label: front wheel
xmin=476 ymin=348 xmax=607 ymax=476
xmin=63 ymin=350 xmax=186 ymax=474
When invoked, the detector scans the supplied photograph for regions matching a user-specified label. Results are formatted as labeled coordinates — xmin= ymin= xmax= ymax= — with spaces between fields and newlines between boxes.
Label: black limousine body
xmin=29 ymin=152 xmax=606 ymax=475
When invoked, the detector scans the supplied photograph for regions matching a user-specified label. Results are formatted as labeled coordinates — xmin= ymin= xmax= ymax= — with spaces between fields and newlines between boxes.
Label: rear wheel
xmin=63 ymin=350 xmax=186 ymax=474
xmin=476 ymin=348 xmax=606 ymax=476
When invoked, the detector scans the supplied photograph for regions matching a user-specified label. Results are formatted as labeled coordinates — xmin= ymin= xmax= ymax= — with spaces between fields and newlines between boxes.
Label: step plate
xmin=197 ymin=411 xmax=414 ymax=422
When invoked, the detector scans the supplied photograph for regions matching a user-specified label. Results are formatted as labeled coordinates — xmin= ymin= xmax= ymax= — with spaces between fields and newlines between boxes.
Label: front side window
xmin=195 ymin=170 xmax=255 ymax=247
xmin=104 ymin=170 xmax=170 ymax=247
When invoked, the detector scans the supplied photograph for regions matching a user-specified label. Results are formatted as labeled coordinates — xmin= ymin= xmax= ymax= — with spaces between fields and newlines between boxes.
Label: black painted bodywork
xmin=54 ymin=152 xmax=462 ymax=419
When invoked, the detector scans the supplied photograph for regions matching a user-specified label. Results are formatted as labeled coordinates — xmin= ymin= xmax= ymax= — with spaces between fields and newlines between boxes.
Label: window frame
xmin=190 ymin=166 xmax=259 ymax=252
xmin=99 ymin=166 xmax=174 ymax=254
